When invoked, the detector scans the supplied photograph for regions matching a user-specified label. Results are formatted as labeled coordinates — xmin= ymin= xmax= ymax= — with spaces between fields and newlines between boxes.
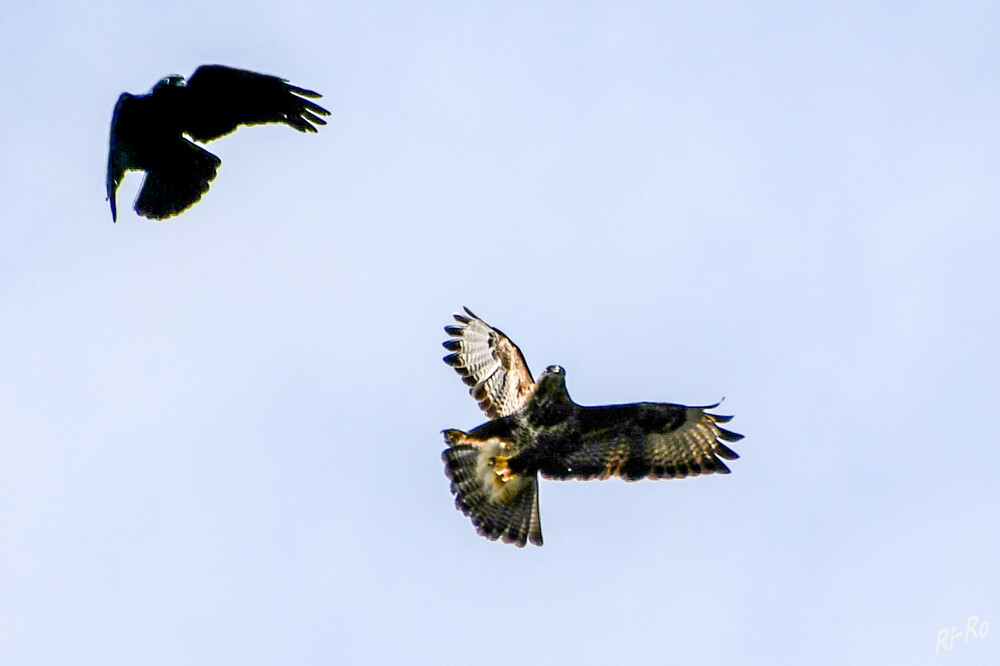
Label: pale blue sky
xmin=1 ymin=1 xmax=998 ymax=664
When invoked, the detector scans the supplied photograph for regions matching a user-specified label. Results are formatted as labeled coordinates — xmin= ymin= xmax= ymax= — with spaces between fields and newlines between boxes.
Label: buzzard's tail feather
xmin=442 ymin=433 xmax=542 ymax=547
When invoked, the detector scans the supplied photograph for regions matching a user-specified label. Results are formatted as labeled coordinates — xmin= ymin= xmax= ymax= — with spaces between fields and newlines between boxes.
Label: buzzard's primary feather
xmin=442 ymin=308 xmax=744 ymax=547
xmin=443 ymin=307 xmax=535 ymax=419
xmin=106 ymin=64 xmax=330 ymax=221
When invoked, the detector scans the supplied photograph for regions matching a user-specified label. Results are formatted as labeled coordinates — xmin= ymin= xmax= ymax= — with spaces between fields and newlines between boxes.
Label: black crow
xmin=106 ymin=65 xmax=330 ymax=221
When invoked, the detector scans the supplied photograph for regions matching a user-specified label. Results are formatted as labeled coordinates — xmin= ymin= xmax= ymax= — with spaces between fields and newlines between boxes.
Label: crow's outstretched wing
xmin=443 ymin=308 xmax=536 ymax=419
xmin=106 ymin=94 xmax=132 ymax=221
xmin=182 ymin=65 xmax=330 ymax=142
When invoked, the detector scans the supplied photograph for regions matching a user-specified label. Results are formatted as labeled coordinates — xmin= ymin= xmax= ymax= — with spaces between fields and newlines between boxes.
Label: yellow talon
xmin=490 ymin=456 xmax=514 ymax=483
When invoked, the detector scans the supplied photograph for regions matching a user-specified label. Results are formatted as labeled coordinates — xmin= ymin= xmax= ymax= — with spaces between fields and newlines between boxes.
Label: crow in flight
xmin=106 ymin=64 xmax=330 ymax=221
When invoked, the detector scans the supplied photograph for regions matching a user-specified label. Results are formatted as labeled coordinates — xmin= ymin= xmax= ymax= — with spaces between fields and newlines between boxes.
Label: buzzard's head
xmin=526 ymin=365 xmax=574 ymax=426
xmin=536 ymin=366 xmax=568 ymax=397
xmin=538 ymin=365 xmax=567 ymax=394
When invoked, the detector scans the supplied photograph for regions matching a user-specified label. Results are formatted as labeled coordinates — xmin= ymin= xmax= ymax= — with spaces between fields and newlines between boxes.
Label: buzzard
xmin=106 ymin=64 xmax=330 ymax=221
xmin=442 ymin=308 xmax=744 ymax=547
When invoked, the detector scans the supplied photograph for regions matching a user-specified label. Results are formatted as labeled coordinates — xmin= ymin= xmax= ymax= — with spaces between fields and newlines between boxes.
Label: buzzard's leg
xmin=443 ymin=429 xmax=516 ymax=482
xmin=489 ymin=455 xmax=514 ymax=483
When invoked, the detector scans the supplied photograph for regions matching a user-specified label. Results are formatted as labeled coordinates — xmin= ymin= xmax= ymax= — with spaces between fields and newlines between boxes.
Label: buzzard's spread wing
xmin=543 ymin=402 xmax=743 ymax=481
xmin=182 ymin=65 xmax=330 ymax=142
xmin=443 ymin=308 xmax=536 ymax=419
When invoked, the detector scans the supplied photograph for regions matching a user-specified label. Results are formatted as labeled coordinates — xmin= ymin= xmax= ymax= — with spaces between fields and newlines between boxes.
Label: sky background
xmin=1 ymin=1 xmax=998 ymax=664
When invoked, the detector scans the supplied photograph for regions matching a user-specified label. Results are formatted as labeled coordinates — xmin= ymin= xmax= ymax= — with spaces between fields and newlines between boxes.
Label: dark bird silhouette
xmin=441 ymin=308 xmax=744 ymax=547
xmin=106 ymin=64 xmax=330 ymax=221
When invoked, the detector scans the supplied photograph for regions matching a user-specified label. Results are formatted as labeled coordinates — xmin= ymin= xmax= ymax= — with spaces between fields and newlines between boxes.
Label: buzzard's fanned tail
xmin=442 ymin=432 xmax=542 ymax=547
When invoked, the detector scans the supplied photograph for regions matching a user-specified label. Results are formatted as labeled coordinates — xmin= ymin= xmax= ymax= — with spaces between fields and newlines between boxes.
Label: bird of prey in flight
xmin=106 ymin=64 xmax=330 ymax=221
xmin=441 ymin=308 xmax=744 ymax=547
